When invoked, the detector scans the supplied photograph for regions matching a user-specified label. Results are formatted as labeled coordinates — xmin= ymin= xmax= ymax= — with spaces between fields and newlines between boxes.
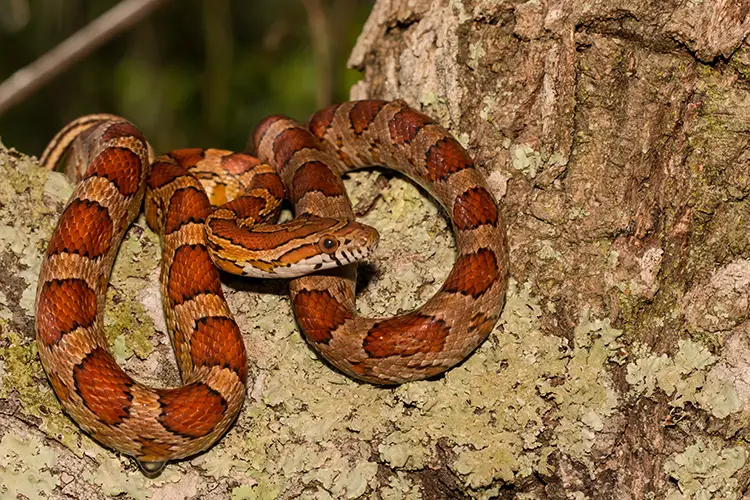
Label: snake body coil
xmin=35 ymin=101 xmax=508 ymax=475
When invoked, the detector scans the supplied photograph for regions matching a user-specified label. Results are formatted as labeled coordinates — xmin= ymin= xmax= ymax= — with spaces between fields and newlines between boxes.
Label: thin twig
xmin=0 ymin=0 xmax=172 ymax=116
xmin=302 ymin=0 xmax=332 ymax=108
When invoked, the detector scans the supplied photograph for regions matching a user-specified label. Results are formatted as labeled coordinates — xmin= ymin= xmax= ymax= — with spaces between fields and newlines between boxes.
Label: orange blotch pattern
xmin=291 ymin=161 xmax=344 ymax=204
xmin=247 ymin=172 xmax=286 ymax=200
xmin=191 ymin=316 xmax=247 ymax=382
xmin=349 ymin=100 xmax=387 ymax=135
xmin=364 ymin=315 xmax=449 ymax=358
xmin=37 ymin=279 xmax=97 ymax=345
xmin=424 ymin=137 xmax=473 ymax=182
xmin=85 ymin=146 xmax=143 ymax=196
xmin=442 ymin=248 xmax=499 ymax=298
xmin=293 ymin=290 xmax=352 ymax=343
xmin=221 ymin=195 xmax=268 ymax=221
xmin=164 ymin=186 xmax=212 ymax=235
xmin=158 ymin=383 xmax=226 ymax=438
xmin=452 ymin=186 xmax=499 ymax=230
xmin=74 ymin=347 xmax=133 ymax=425
xmin=272 ymin=127 xmax=322 ymax=169
xmin=100 ymin=121 xmax=145 ymax=144
xmin=168 ymin=148 xmax=205 ymax=169
xmin=148 ymin=160 xmax=188 ymax=189
xmin=221 ymin=153 xmax=261 ymax=174
xmin=47 ymin=199 xmax=112 ymax=258
xmin=167 ymin=244 xmax=222 ymax=306
xmin=469 ymin=310 xmax=500 ymax=338
xmin=253 ymin=115 xmax=285 ymax=153
xmin=308 ymin=103 xmax=340 ymax=138
xmin=388 ymin=108 xmax=433 ymax=145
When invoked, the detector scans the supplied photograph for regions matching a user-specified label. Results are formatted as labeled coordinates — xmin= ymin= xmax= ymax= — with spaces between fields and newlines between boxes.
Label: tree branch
xmin=302 ymin=0 xmax=332 ymax=108
xmin=0 ymin=0 xmax=172 ymax=116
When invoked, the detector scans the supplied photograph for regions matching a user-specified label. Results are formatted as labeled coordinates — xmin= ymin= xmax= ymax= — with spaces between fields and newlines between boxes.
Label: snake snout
xmin=359 ymin=225 xmax=380 ymax=252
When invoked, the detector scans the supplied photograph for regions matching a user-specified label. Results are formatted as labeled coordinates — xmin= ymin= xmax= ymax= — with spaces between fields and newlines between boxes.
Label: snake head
xmin=207 ymin=215 xmax=380 ymax=278
xmin=316 ymin=220 xmax=380 ymax=266
xmin=269 ymin=218 xmax=379 ymax=277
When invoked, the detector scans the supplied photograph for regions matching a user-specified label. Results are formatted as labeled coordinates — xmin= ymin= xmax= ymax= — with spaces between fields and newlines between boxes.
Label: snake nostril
xmin=359 ymin=227 xmax=380 ymax=249
xmin=359 ymin=236 xmax=374 ymax=251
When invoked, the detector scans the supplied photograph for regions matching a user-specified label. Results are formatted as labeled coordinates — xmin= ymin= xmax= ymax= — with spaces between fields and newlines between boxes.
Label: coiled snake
xmin=35 ymin=100 xmax=508 ymax=476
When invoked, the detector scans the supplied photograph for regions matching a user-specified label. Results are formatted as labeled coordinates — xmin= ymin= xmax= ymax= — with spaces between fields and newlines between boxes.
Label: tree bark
xmin=349 ymin=0 xmax=750 ymax=496
xmin=2 ymin=0 xmax=750 ymax=498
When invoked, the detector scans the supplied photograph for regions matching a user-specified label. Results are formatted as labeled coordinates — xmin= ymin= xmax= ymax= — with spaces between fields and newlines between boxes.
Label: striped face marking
xmin=230 ymin=218 xmax=380 ymax=278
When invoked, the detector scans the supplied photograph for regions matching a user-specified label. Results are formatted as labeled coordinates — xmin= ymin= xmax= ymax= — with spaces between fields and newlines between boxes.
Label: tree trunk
xmin=2 ymin=0 xmax=750 ymax=498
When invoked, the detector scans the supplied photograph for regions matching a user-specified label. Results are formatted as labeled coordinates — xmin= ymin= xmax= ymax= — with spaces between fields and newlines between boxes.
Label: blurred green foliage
xmin=0 ymin=0 xmax=373 ymax=156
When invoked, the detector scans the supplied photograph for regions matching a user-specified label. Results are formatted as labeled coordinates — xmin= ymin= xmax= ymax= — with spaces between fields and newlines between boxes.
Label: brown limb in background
xmin=302 ymin=0 xmax=332 ymax=108
xmin=202 ymin=0 xmax=233 ymax=145
xmin=0 ymin=0 xmax=172 ymax=117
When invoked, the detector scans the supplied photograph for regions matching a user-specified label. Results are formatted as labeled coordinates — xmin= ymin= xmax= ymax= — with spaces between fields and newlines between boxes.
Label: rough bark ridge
xmin=2 ymin=0 xmax=750 ymax=498
xmin=347 ymin=0 xmax=750 ymax=497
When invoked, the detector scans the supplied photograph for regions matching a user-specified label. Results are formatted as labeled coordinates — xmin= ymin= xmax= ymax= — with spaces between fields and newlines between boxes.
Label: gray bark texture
xmin=2 ymin=0 xmax=750 ymax=498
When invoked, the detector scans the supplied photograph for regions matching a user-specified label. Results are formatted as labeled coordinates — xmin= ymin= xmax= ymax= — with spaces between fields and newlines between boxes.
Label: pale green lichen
xmin=468 ymin=41 xmax=485 ymax=70
xmin=0 ymin=147 xmax=162 ymax=463
xmin=378 ymin=430 xmax=432 ymax=469
xmin=82 ymin=454 xmax=181 ymax=499
xmin=105 ymin=215 xmax=161 ymax=361
xmin=0 ymin=141 xmax=683 ymax=497
xmin=163 ymin=194 xmax=597 ymax=498
xmin=0 ymin=326 xmax=84 ymax=455
xmin=0 ymin=433 xmax=59 ymax=499
xmin=380 ymin=472 xmax=422 ymax=500
xmin=450 ymin=0 xmax=472 ymax=23
xmin=608 ymin=250 xmax=619 ymax=268
xmin=419 ymin=91 xmax=451 ymax=128
xmin=663 ymin=440 xmax=747 ymax=499
xmin=106 ymin=288 xmax=156 ymax=362
xmin=83 ymin=455 xmax=153 ymax=500
xmin=536 ymin=240 xmax=562 ymax=260
xmin=231 ymin=484 xmax=256 ymax=500
xmin=539 ymin=306 xmax=623 ymax=467
xmin=511 ymin=144 xmax=543 ymax=178
xmin=626 ymin=339 xmax=741 ymax=418
xmin=0 ymin=156 xmax=58 ymax=317
xmin=479 ymin=95 xmax=497 ymax=124
xmin=362 ymin=281 xmax=623 ymax=490
xmin=567 ymin=206 xmax=590 ymax=220
xmin=230 ymin=474 xmax=280 ymax=500
xmin=509 ymin=144 xmax=568 ymax=180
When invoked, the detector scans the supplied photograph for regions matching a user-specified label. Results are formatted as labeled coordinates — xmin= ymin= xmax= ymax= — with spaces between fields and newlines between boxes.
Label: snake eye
xmin=318 ymin=236 xmax=339 ymax=253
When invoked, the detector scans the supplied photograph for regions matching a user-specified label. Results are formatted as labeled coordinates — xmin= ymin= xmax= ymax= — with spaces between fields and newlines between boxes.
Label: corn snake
xmin=34 ymin=100 xmax=508 ymax=476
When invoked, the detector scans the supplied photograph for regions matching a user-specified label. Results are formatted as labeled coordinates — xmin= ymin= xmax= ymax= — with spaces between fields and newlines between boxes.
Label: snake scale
xmin=34 ymin=100 xmax=508 ymax=475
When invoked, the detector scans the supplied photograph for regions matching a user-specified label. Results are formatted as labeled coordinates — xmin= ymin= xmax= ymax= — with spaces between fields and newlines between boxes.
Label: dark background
xmin=0 ymin=0 xmax=373 ymax=156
